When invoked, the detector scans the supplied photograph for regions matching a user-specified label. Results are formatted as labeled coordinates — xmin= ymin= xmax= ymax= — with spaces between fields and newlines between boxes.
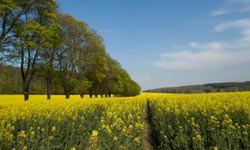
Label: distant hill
xmin=144 ymin=81 xmax=250 ymax=93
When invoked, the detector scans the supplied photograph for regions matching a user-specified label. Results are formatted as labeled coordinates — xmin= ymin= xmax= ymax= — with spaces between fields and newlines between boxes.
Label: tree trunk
xmin=89 ymin=89 xmax=93 ymax=98
xmin=24 ymin=93 xmax=29 ymax=101
xmin=65 ymin=93 xmax=70 ymax=99
xmin=80 ymin=91 xmax=84 ymax=98
xmin=63 ymin=84 xmax=71 ymax=99
xmin=47 ymin=94 xmax=51 ymax=100
xmin=46 ymin=77 xmax=52 ymax=100
xmin=46 ymin=57 xmax=54 ymax=100
xmin=23 ymin=85 xmax=29 ymax=101
xmin=20 ymin=47 xmax=39 ymax=101
xmin=105 ymin=93 xmax=108 ymax=97
xmin=24 ymin=94 xmax=29 ymax=101
xmin=63 ymin=88 xmax=70 ymax=99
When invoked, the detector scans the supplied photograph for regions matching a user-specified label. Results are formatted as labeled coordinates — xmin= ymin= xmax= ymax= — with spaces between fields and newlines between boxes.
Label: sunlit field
xmin=0 ymin=95 xmax=146 ymax=150
xmin=0 ymin=92 xmax=250 ymax=149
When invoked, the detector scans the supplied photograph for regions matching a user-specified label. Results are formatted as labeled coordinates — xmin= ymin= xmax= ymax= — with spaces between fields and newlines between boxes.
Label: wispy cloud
xmin=210 ymin=0 xmax=250 ymax=16
xmin=211 ymin=8 xmax=232 ymax=16
xmin=240 ymin=5 xmax=250 ymax=12
xmin=154 ymin=18 xmax=250 ymax=71
xmin=229 ymin=0 xmax=250 ymax=3
xmin=214 ymin=18 xmax=250 ymax=32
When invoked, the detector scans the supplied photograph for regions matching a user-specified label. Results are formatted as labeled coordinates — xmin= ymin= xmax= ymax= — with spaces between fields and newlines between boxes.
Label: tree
xmin=56 ymin=13 xmax=108 ymax=99
xmin=83 ymin=30 xmax=108 ymax=98
xmin=1 ymin=0 xmax=28 ymax=50
xmin=56 ymin=13 xmax=88 ymax=99
xmin=0 ymin=64 xmax=17 ymax=93
xmin=112 ymin=66 xmax=141 ymax=97
xmin=98 ymin=55 xmax=120 ymax=97
xmin=8 ymin=0 xmax=59 ymax=100
xmin=72 ymin=74 xmax=91 ymax=98
xmin=0 ymin=1 xmax=141 ymax=99
xmin=39 ymin=23 xmax=62 ymax=100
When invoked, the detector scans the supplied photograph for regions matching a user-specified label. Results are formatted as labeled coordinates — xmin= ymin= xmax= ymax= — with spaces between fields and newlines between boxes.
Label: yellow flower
xmin=128 ymin=113 xmax=133 ymax=119
xmin=22 ymin=146 xmax=27 ymax=150
xmin=8 ymin=133 xmax=14 ymax=141
xmin=30 ymin=131 xmax=35 ymax=137
xmin=91 ymin=130 xmax=98 ymax=139
xmin=1 ymin=91 xmax=250 ymax=149
xmin=135 ymin=123 xmax=144 ymax=130
xmin=195 ymin=134 xmax=202 ymax=141
xmin=107 ymin=112 xmax=113 ymax=117
xmin=210 ymin=116 xmax=217 ymax=123
xmin=119 ymin=145 xmax=126 ymax=149
xmin=128 ymin=125 xmax=133 ymax=130
xmin=70 ymin=147 xmax=76 ymax=150
xmin=133 ymin=137 xmax=140 ymax=144
xmin=18 ymin=130 xmax=26 ymax=138
xmin=106 ymin=127 xmax=112 ymax=135
xmin=48 ymin=136 xmax=54 ymax=141
xmin=52 ymin=126 xmax=56 ymax=132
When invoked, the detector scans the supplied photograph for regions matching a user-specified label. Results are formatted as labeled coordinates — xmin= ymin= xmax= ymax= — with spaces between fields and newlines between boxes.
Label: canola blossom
xmin=148 ymin=92 xmax=250 ymax=149
xmin=0 ymin=95 xmax=146 ymax=149
xmin=0 ymin=92 xmax=249 ymax=149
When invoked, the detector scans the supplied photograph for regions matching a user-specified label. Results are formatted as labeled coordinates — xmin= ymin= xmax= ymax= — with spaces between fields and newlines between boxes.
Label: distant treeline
xmin=144 ymin=81 xmax=250 ymax=94
xmin=0 ymin=64 xmax=140 ymax=97
xmin=0 ymin=0 xmax=140 ymax=100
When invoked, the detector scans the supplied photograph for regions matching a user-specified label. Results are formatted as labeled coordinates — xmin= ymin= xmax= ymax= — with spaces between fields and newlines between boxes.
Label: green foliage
xmin=0 ymin=0 xmax=17 ymax=15
xmin=0 ymin=1 xmax=140 ymax=99
xmin=0 ymin=65 xmax=22 ymax=93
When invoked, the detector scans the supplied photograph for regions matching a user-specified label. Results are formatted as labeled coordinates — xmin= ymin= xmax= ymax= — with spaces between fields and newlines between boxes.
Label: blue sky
xmin=58 ymin=0 xmax=250 ymax=90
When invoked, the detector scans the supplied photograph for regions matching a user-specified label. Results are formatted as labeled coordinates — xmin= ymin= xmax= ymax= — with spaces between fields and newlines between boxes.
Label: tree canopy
xmin=0 ymin=0 xmax=141 ymax=100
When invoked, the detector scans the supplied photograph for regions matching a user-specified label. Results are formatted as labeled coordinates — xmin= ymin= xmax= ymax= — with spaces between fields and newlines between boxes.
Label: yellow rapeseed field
xmin=0 ymin=92 xmax=249 ymax=149
xmin=148 ymin=92 xmax=250 ymax=149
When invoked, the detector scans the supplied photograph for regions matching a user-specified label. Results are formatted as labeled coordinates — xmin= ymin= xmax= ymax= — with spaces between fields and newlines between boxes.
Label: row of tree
xmin=144 ymin=81 xmax=250 ymax=93
xmin=0 ymin=0 xmax=141 ymax=100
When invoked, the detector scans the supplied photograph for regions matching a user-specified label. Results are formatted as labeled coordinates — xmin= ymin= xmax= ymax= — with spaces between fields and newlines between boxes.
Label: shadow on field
xmin=144 ymin=99 xmax=157 ymax=150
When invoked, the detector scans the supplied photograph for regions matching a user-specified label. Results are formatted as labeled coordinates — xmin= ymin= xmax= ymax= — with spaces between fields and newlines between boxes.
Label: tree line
xmin=0 ymin=0 xmax=141 ymax=100
xmin=144 ymin=81 xmax=250 ymax=94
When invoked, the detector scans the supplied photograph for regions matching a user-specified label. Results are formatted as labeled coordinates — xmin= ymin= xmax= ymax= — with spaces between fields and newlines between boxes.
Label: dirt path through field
xmin=143 ymin=100 xmax=155 ymax=150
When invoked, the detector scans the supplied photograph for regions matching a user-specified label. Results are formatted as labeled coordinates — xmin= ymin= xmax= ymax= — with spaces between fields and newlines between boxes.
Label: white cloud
xmin=189 ymin=42 xmax=226 ymax=50
xmin=230 ymin=0 xmax=250 ymax=3
xmin=210 ymin=8 xmax=231 ymax=16
xmin=210 ymin=0 xmax=250 ymax=16
xmin=154 ymin=18 xmax=250 ymax=71
xmin=155 ymin=48 xmax=250 ymax=71
xmin=214 ymin=18 xmax=250 ymax=32
xmin=243 ymin=29 xmax=250 ymax=43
